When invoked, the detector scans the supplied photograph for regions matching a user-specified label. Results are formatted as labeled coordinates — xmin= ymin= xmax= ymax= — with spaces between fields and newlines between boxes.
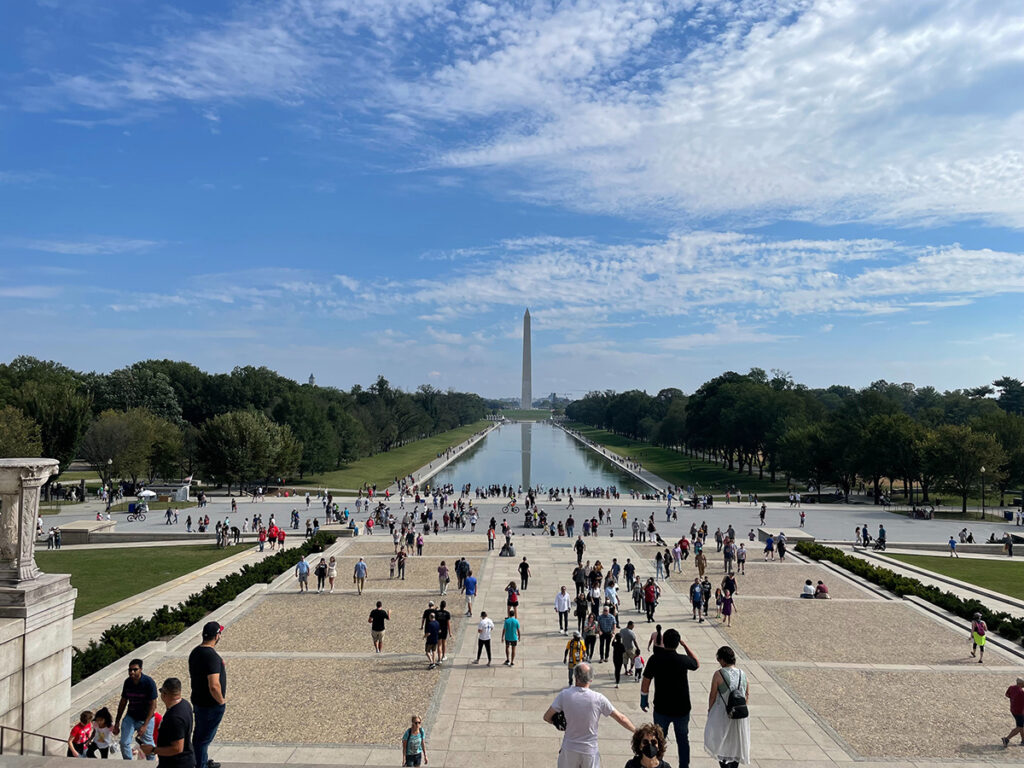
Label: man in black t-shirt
xmin=141 ymin=678 xmax=194 ymax=767
xmin=368 ymin=601 xmax=390 ymax=653
xmin=518 ymin=557 xmax=532 ymax=590
xmin=424 ymin=612 xmax=441 ymax=669
xmin=434 ymin=600 xmax=453 ymax=663
xmin=189 ymin=622 xmax=227 ymax=768
xmin=640 ymin=628 xmax=700 ymax=768
xmin=113 ymin=658 xmax=158 ymax=759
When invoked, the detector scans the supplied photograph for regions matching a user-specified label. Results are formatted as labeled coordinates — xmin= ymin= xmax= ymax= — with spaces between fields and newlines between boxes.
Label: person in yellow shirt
xmin=563 ymin=630 xmax=586 ymax=686
xmin=621 ymin=509 xmax=628 ymax=529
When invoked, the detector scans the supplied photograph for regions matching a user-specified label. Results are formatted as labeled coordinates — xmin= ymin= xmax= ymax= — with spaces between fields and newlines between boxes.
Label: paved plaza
xmin=72 ymin=521 xmax=1024 ymax=767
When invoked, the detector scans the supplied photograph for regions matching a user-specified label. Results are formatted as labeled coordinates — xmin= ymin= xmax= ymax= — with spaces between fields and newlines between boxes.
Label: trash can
xmin=128 ymin=502 xmax=136 ymax=515
xmin=1005 ymin=510 xmax=1014 ymax=522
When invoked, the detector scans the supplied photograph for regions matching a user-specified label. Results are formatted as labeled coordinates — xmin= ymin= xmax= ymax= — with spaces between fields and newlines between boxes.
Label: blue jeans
xmin=119 ymin=714 xmax=155 ymax=760
xmin=653 ymin=711 xmax=690 ymax=768
xmin=193 ymin=704 xmax=226 ymax=768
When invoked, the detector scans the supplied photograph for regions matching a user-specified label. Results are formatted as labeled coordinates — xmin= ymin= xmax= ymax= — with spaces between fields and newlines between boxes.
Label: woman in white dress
xmin=703 ymin=645 xmax=750 ymax=768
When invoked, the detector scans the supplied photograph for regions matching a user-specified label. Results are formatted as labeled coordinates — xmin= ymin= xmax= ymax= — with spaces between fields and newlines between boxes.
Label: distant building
xmin=308 ymin=373 xmax=316 ymax=386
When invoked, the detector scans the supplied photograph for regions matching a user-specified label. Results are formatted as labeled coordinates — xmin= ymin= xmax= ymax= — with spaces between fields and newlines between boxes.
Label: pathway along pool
xmin=429 ymin=422 xmax=648 ymax=492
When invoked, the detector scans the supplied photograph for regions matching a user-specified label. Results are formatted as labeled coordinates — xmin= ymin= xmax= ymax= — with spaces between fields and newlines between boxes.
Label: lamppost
xmin=981 ymin=465 xmax=986 ymax=520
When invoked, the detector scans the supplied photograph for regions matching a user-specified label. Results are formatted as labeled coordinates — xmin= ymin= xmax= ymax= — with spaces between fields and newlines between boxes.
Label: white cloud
xmin=5 ymin=236 xmax=162 ymax=255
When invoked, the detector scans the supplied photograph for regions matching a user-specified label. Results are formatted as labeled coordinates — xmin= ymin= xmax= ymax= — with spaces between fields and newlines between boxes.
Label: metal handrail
xmin=0 ymin=724 xmax=67 ymax=756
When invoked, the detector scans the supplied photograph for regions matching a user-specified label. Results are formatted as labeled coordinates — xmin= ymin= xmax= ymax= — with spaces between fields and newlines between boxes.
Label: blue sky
xmin=2 ymin=0 xmax=1024 ymax=399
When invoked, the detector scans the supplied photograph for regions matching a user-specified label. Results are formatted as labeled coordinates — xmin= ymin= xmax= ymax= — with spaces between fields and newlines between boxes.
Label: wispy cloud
xmin=5 ymin=236 xmax=162 ymax=256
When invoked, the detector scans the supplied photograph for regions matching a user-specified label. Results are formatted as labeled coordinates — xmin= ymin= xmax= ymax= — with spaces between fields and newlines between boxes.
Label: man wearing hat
xmin=563 ymin=630 xmax=586 ymax=686
xmin=189 ymin=622 xmax=227 ymax=768
xmin=141 ymin=678 xmax=194 ymax=767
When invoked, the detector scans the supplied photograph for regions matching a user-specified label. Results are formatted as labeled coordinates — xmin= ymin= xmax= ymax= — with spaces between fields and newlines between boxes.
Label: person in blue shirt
xmin=353 ymin=558 xmax=368 ymax=594
xmin=295 ymin=555 xmax=310 ymax=593
xmin=597 ymin=606 xmax=617 ymax=662
xmin=464 ymin=571 xmax=477 ymax=616
xmin=502 ymin=609 xmax=521 ymax=666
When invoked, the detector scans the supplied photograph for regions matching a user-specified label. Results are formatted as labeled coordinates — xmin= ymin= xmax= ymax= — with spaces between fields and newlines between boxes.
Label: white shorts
xmin=557 ymin=749 xmax=600 ymax=768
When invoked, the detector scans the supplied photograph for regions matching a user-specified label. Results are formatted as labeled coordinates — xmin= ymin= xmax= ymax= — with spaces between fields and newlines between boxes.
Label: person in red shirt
xmin=257 ymin=527 xmax=267 ymax=552
xmin=1002 ymin=677 xmax=1024 ymax=747
xmin=267 ymin=524 xmax=279 ymax=551
xmin=67 ymin=710 xmax=93 ymax=757
xmin=278 ymin=528 xmax=286 ymax=550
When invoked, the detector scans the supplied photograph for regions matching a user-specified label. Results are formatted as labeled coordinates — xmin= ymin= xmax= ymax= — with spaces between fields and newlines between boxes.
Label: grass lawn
xmin=886 ymin=553 xmax=1024 ymax=600
xmin=568 ymin=424 xmax=789 ymax=495
xmin=35 ymin=544 xmax=240 ymax=618
xmin=302 ymin=420 xmax=489 ymax=490
xmin=497 ymin=409 xmax=552 ymax=420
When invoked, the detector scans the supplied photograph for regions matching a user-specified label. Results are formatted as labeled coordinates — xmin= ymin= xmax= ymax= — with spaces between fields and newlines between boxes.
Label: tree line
xmin=566 ymin=369 xmax=1024 ymax=514
xmin=0 ymin=357 xmax=485 ymax=491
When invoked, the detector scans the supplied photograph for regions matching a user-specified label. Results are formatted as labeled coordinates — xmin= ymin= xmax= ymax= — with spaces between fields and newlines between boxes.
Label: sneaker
xmin=1003 ymin=737 xmax=1011 ymax=747
xmin=504 ymin=660 xmax=510 ymax=666
xmin=428 ymin=663 xmax=436 ymax=670
xmin=208 ymin=762 xmax=222 ymax=768
xmin=472 ymin=659 xmax=479 ymax=664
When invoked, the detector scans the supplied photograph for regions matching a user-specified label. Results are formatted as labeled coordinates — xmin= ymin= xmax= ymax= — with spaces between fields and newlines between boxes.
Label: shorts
xmin=556 ymin=748 xmax=600 ymax=768
xmin=372 ymin=630 xmax=385 ymax=643
xmin=506 ymin=640 xmax=518 ymax=646
xmin=298 ymin=574 xmax=308 ymax=583
xmin=425 ymin=642 xmax=437 ymax=653
xmin=1015 ymin=714 xmax=1024 ymax=728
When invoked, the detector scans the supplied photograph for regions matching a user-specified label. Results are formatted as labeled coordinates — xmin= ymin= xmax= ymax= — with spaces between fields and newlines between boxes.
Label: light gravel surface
xmin=134 ymin=656 xmax=441 ymax=745
xmin=778 ymin=667 xmax=1024 ymax=760
xmin=335 ymin=555 xmax=484 ymax=591
xmin=722 ymin=598 xmax=1012 ymax=664
xmin=726 ymin=561 xmax=873 ymax=599
xmin=219 ymin=593 xmax=465 ymax=654
xmin=343 ymin=538 xmax=490 ymax=556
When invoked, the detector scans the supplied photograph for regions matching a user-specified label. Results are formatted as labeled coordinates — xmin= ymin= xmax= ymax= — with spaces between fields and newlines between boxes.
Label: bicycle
xmin=126 ymin=511 xmax=147 ymax=522
xmin=502 ymin=502 xmax=519 ymax=514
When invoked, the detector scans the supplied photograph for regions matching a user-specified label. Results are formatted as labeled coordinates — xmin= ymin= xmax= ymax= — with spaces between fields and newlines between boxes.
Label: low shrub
xmin=71 ymin=531 xmax=337 ymax=684
xmin=795 ymin=541 xmax=1024 ymax=646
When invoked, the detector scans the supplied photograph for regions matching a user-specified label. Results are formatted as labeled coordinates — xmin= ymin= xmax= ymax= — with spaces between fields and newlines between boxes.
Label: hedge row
xmin=795 ymin=541 xmax=1024 ymax=645
xmin=71 ymin=531 xmax=338 ymax=684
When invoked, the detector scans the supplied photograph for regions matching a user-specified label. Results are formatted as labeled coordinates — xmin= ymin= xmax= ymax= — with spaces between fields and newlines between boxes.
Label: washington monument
xmin=521 ymin=309 xmax=532 ymax=408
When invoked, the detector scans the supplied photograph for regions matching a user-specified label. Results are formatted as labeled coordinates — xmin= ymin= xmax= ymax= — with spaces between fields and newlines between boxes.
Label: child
xmin=88 ymin=707 xmax=114 ymax=758
xmin=390 ymin=556 xmax=397 ymax=579
xmin=67 ymin=710 xmax=93 ymax=758
xmin=971 ymin=612 xmax=987 ymax=663
xmin=633 ymin=653 xmax=644 ymax=681
xmin=721 ymin=590 xmax=735 ymax=627
xmin=714 ymin=587 xmax=724 ymax=619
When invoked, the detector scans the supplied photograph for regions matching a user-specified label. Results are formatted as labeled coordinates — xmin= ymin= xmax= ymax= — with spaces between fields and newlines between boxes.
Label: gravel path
xmin=135 ymin=656 xmax=440 ymax=745
xmin=219 ymin=593 xmax=463 ymax=654
xmin=722 ymin=598 xmax=1013 ymax=664
xmin=726 ymin=562 xmax=873 ymax=599
xmin=778 ymin=667 xmax=1024 ymax=760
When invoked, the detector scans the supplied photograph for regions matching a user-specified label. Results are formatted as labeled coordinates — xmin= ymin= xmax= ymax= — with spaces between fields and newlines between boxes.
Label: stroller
xmin=872 ymin=537 xmax=887 ymax=551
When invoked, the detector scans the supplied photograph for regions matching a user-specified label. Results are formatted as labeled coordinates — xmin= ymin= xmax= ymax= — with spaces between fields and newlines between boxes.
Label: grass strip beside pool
xmin=302 ymin=420 xmax=489 ymax=489
xmin=885 ymin=553 xmax=1024 ymax=601
xmin=36 ymin=544 xmax=241 ymax=618
xmin=568 ymin=424 xmax=789 ymax=495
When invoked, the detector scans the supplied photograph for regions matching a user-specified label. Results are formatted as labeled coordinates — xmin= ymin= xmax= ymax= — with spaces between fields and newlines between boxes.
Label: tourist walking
xmin=294 ymin=555 xmax=310 ymax=593
xmin=543 ymin=662 xmax=637 ymax=768
xmin=112 ymin=658 xmax=157 ymax=759
xmin=436 ymin=600 xmax=453 ymax=662
xmin=736 ymin=545 xmax=746 ymax=575
xmin=971 ymin=612 xmax=987 ymax=662
xmin=641 ymin=629 xmax=701 ymax=768
xmin=555 ymin=585 xmax=572 ymax=634
xmin=140 ymin=678 xmax=194 ymax=767
xmin=583 ymin=613 xmax=599 ymax=660
xmin=1001 ymin=677 xmax=1024 ymax=747
xmin=575 ymin=536 xmax=586 ymax=565
xmin=625 ymin=723 xmax=669 ymax=768
xmin=519 ymin=556 xmax=532 ymax=590
xmin=949 ymin=536 xmax=960 ymax=558
xmin=369 ymin=601 xmax=390 ymax=653
xmin=597 ymin=606 xmax=617 ymax=662
xmin=644 ymin=578 xmax=659 ymax=623
xmin=464 ymin=570 xmax=477 ymax=616
xmin=502 ymin=608 xmax=521 ymax=666
xmin=474 ymin=611 xmax=493 ymax=665
xmin=620 ymin=620 xmax=641 ymax=670
xmin=424 ymin=611 xmax=440 ymax=669
xmin=314 ymin=558 xmax=328 ymax=593
xmin=506 ymin=580 xmax=521 ymax=617
xmin=575 ymin=592 xmax=590 ymax=633
xmin=401 ymin=715 xmax=429 ymax=766
xmin=695 ymin=551 xmax=706 ymax=578
xmin=563 ymin=630 xmax=586 ymax=685
xmin=189 ymin=622 xmax=227 ymax=768
xmin=721 ymin=591 xmax=736 ymax=626
xmin=438 ymin=560 xmax=449 ymax=595
xmin=703 ymin=646 xmax=749 ymax=768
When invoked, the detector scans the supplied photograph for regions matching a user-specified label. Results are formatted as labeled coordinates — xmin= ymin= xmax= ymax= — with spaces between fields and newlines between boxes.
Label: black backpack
xmin=724 ymin=670 xmax=748 ymax=719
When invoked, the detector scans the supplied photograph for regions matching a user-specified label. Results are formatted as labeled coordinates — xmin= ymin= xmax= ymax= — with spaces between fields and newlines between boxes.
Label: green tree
xmin=0 ymin=405 xmax=42 ymax=457
xmin=17 ymin=380 xmax=93 ymax=473
xmin=91 ymin=364 xmax=182 ymax=422
xmin=198 ymin=411 xmax=302 ymax=493
xmin=926 ymin=424 xmax=1005 ymax=515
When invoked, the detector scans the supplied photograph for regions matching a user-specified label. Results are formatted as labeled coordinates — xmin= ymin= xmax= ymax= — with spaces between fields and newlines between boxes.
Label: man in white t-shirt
xmin=543 ymin=662 xmax=636 ymax=768
xmin=473 ymin=611 xmax=494 ymax=666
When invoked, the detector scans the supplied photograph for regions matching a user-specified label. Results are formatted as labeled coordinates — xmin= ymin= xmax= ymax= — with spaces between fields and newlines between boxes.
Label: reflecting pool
xmin=429 ymin=422 xmax=647 ymax=491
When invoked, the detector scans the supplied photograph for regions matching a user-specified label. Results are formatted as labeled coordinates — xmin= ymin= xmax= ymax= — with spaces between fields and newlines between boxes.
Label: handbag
xmin=724 ymin=670 xmax=748 ymax=719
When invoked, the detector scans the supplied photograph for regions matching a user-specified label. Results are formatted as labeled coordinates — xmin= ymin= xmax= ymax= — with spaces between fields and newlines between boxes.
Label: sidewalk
xmin=72 ymin=543 xmax=275 ymax=647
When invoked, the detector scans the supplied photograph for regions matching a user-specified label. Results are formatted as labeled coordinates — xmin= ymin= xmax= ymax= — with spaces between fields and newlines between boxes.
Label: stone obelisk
xmin=521 ymin=308 xmax=532 ymax=408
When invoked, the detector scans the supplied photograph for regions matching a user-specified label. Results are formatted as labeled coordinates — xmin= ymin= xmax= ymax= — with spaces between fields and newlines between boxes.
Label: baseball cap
xmin=202 ymin=621 xmax=224 ymax=639
xmin=572 ymin=630 xmax=581 ymax=638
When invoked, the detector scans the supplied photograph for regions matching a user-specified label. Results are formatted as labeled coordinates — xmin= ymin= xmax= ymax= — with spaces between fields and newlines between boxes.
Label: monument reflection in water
xmin=431 ymin=422 xmax=646 ymax=492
